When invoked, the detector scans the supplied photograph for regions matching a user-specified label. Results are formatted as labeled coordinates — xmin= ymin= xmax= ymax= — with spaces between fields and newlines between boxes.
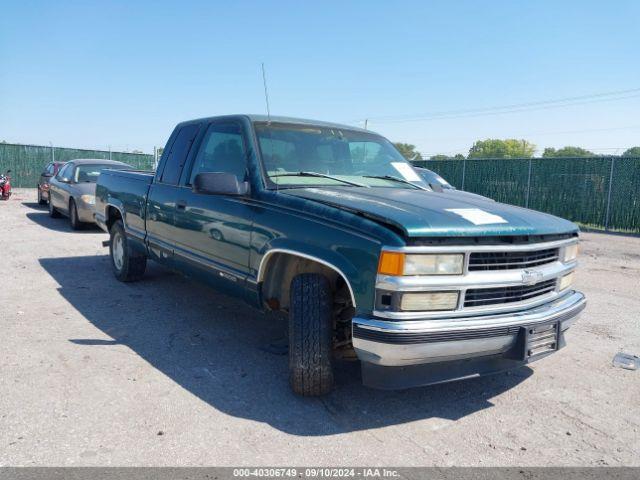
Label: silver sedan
xmin=48 ymin=159 xmax=132 ymax=230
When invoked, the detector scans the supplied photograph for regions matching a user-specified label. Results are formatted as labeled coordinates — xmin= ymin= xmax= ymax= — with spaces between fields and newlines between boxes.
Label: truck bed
xmin=95 ymin=169 xmax=155 ymax=236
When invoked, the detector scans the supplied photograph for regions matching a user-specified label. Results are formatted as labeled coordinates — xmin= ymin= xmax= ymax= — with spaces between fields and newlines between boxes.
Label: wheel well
xmin=106 ymin=205 xmax=122 ymax=230
xmin=259 ymin=252 xmax=355 ymax=312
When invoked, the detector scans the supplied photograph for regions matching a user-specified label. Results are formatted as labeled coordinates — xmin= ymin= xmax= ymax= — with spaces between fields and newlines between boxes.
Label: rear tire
xmin=289 ymin=273 xmax=334 ymax=396
xmin=69 ymin=199 xmax=83 ymax=230
xmin=37 ymin=187 xmax=46 ymax=205
xmin=48 ymin=197 xmax=61 ymax=218
xmin=109 ymin=220 xmax=147 ymax=282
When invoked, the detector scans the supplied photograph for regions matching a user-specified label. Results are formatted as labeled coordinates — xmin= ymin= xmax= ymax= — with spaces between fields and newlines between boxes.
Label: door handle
xmin=176 ymin=200 xmax=187 ymax=210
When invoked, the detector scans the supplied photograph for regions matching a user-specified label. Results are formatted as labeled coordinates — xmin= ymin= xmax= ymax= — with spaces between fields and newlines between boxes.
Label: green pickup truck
xmin=95 ymin=115 xmax=585 ymax=396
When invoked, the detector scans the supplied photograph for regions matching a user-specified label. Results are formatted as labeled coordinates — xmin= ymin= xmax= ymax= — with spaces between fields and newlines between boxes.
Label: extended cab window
xmin=160 ymin=124 xmax=200 ymax=185
xmin=189 ymin=123 xmax=247 ymax=184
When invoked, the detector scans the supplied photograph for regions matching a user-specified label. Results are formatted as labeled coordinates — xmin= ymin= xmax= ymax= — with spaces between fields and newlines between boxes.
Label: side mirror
xmin=192 ymin=172 xmax=249 ymax=196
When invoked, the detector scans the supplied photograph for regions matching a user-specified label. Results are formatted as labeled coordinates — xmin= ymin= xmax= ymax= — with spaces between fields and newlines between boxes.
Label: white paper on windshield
xmin=391 ymin=162 xmax=422 ymax=182
xmin=446 ymin=208 xmax=508 ymax=225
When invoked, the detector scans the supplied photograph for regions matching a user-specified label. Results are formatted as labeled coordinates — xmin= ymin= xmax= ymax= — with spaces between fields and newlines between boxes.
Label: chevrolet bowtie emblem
xmin=521 ymin=269 xmax=543 ymax=285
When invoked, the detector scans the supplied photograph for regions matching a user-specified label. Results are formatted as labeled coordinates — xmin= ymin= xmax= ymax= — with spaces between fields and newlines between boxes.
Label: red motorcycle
xmin=0 ymin=170 xmax=12 ymax=200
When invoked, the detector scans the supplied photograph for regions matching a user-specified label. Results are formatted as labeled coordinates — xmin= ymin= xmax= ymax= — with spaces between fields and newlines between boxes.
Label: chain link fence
xmin=0 ymin=143 xmax=156 ymax=188
xmin=413 ymin=156 xmax=640 ymax=233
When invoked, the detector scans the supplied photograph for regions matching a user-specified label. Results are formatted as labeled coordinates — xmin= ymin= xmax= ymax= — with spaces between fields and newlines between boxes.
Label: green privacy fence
xmin=412 ymin=157 xmax=640 ymax=233
xmin=0 ymin=143 xmax=155 ymax=188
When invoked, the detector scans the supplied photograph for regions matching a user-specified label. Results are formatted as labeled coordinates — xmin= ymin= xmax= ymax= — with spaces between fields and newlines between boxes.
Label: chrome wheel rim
xmin=112 ymin=233 xmax=125 ymax=271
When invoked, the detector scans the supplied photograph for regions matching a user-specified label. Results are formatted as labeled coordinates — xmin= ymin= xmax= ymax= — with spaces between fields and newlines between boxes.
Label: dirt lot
xmin=1 ymin=189 xmax=639 ymax=466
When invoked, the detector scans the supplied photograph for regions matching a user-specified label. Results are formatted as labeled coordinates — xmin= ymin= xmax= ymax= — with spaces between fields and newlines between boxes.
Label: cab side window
xmin=189 ymin=123 xmax=247 ymax=184
xmin=160 ymin=124 xmax=200 ymax=185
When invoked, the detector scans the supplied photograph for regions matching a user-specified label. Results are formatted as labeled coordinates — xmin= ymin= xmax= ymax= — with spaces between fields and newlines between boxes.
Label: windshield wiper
xmin=362 ymin=175 xmax=426 ymax=190
xmin=269 ymin=171 xmax=367 ymax=187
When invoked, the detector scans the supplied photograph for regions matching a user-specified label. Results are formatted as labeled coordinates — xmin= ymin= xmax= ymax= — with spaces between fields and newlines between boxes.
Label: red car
xmin=37 ymin=161 xmax=66 ymax=205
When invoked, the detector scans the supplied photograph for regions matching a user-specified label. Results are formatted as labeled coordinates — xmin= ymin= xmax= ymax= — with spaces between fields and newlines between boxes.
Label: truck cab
xmin=95 ymin=115 xmax=585 ymax=396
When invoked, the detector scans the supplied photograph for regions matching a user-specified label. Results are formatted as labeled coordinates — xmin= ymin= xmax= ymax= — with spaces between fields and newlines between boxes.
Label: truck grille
xmin=464 ymin=279 xmax=557 ymax=307
xmin=468 ymin=248 xmax=559 ymax=271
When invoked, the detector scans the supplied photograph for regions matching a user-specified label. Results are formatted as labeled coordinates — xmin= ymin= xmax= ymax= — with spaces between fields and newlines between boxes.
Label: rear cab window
xmin=157 ymin=124 xmax=201 ymax=185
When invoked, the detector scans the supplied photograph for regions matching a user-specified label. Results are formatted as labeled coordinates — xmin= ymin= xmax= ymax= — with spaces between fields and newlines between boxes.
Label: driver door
xmin=172 ymin=120 xmax=254 ymax=291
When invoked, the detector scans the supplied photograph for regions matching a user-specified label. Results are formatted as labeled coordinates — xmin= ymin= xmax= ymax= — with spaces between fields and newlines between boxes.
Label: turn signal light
xmin=378 ymin=251 xmax=405 ymax=276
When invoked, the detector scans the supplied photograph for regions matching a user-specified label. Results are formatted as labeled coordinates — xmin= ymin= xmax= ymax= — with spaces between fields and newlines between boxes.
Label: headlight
xmin=559 ymin=272 xmax=575 ymax=291
xmin=400 ymin=291 xmax=459 ymax=311
xmin=378 ymin=251 xmax=464 ymax=276
xmin=563 ymin=243 xmax=578 ymax=263
xmin=80 ymin=194 xmax=95 ymax=205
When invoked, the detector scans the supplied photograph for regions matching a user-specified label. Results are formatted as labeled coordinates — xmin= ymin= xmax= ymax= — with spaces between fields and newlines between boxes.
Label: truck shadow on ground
xmin=39 ymin=254 xmax=533 ymax=436
xmin=26 ymin=210 xmax=101 ymax=233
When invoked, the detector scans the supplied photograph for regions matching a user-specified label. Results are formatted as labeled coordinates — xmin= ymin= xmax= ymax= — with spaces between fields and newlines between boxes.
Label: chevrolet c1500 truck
xmin=95 ymin=115 xmax=586 ymax=396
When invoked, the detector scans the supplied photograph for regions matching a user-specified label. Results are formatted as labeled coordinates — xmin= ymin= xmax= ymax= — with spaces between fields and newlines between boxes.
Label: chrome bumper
xmin=353 ymin=291 xmax=585 ymax=367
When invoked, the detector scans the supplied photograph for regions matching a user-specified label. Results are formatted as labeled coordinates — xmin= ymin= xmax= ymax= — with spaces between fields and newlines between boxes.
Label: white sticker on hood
xmin=446 ymin=208 xmax=508 ymax=225
xmin=391 ymin=162 xmax=422 ymax=182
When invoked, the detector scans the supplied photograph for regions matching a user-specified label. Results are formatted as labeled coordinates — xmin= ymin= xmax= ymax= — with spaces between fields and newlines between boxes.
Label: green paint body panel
xmin=94 ymin=115 xmax=579 ymax=316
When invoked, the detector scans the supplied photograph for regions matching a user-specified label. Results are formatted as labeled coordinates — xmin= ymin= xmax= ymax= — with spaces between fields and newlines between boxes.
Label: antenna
xmin=261 ymin=63 xmax=271 ymax=123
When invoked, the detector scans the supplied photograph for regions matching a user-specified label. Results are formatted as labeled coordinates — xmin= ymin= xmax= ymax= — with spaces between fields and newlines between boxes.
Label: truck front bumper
xmin=352 ymin=290 xmax=586 ymax=389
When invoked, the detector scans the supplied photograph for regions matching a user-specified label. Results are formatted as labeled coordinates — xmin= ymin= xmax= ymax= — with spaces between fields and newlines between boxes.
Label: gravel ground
xmin=1 ymin=188 xmax=639 ymax=466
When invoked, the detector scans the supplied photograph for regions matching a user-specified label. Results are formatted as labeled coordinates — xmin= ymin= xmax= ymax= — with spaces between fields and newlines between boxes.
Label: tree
xmin=542 ymin=146 xmax=595 ymax=158
xmin=622 ymin=146 xmax=640 ymax=157
xmin=468 ymin=139 xmax=536 ymax=159
xmin=394 ymin=143 xmax=423 ymax=161
xmin=429 ymin=153 xmax=466 ymax=160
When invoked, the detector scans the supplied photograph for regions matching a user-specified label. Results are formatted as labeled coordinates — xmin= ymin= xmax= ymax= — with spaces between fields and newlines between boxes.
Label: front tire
xmin=289 ymin=273 xmax=334 ymax=396
xmin=48 ymin=197 xmax=61 ymax=218
xmin=37 ymin=187 xmax=46 ymax=205
xmin=109 ymin=220 xmax=147 ymax=282
xmin=69 ymin=199 xmax=83 ymax=230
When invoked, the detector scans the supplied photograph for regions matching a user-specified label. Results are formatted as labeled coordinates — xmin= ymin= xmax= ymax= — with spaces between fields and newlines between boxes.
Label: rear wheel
xmin=109 ymin=220 xmax=147 ymax=282
xmin=48 ymin=197 xmax=61 ymax=218
xmin=288 ymin=273 xmax=334 ymax=396
xmin=37 ymin=187 xmax=46 ymax=205
xmin=69 ymin=199 xmax=83 ymax=230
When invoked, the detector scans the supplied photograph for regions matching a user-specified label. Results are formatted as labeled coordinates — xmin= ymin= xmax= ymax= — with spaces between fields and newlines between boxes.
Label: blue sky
xmin=1 ymin=0 xmax=639 ymax=156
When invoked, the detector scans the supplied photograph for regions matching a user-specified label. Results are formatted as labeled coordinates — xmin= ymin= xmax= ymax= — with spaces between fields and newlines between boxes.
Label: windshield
xmin=73 ymin=164 xmax=130 ymax=183
xmin=254 ymin=122 xmax=428 ymax=189
xmin=417 ymin=168 xmax=454 ymax=189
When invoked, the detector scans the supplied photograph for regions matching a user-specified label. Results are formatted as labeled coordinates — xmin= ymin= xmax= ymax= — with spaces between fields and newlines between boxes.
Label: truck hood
xmin=282 ymin=187 xmax=578 ymax=238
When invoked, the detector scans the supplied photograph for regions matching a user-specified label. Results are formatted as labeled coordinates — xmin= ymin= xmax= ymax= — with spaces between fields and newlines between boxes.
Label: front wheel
xmin=288 ymin=273 xmax=334 ymax=396
xmin=69 ymin=199 xmax=83 ymax=230
xmin=37 ymin=187 xmax=46 ymax=205
xmin=109 ymin=220 xmax=147 ymax=282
